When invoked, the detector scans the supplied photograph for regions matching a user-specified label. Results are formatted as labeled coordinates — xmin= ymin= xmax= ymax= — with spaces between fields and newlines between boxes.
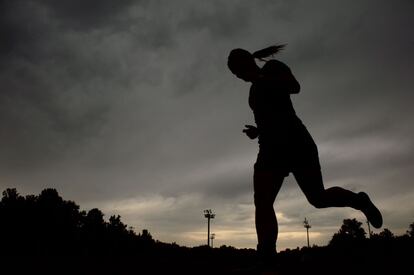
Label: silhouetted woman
xmin=227 ymin=45 xmax=382 ymax=262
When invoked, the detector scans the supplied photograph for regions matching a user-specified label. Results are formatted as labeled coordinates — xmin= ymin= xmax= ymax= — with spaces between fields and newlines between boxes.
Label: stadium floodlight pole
xmin=204 ymin=209 xmax=215 ymax=247
xmin=210 ymin=233 xmax=216 ymax=248
xmin=303 ymin=217 xmax=311 ymax=248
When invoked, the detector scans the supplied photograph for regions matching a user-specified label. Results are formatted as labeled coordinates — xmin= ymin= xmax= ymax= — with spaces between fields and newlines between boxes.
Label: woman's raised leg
xmin=293 ymin=168 xmax=382 ymax=228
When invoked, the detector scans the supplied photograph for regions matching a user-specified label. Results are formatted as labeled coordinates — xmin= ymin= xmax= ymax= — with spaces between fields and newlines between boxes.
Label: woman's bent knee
xmin=307 ymin=194 xmax=327 ymax=209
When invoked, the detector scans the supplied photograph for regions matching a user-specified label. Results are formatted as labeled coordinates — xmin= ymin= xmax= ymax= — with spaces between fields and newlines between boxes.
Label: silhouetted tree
xmin=2 ymin=188 xmax=22 ymax=203
xmin=107 ymin=214 xmax=129 ymax=252
xmin=378 ymin=228 xmax=394 ymax=240
xmin=108 ymin=215 xmax=127 ymax=231
xmin=330 ymin=218 xmax=366 ymax=246
xmin=84 ymin=208 xmax=105 ymax=228
xmin=139 ymin=229 xmax=154 ymax=242
xmin=0 ymin=188 xmax=27 ymax=252
xmin=82 ymin=208 xmax=106 ymax=254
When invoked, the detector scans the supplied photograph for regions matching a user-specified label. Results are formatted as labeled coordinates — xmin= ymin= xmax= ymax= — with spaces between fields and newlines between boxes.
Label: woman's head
xmin=227 ymin=48 xmax=258 ymax=82
xmin=227 ymin=45 xmax=286 ymax=82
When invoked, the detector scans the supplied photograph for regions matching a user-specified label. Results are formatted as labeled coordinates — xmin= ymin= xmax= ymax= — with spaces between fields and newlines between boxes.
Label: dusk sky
xmin=1 ymin=0 xmax=413 ymax=250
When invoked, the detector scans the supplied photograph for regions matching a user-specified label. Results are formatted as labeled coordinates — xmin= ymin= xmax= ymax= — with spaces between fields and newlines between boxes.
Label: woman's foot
xmin=358 ymin=192 xmax=383 ymax=228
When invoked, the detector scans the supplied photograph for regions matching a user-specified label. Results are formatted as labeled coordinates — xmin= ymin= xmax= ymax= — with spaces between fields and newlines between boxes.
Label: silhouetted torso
xmin=249 ymin=60 xmax=302 ymax=144
xmin=249 ymin=60 xmax=320 ymax=172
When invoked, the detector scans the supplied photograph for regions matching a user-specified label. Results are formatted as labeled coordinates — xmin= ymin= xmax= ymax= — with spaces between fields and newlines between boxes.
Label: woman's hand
xmin=243 ymin=125 xmax=259 ymax=139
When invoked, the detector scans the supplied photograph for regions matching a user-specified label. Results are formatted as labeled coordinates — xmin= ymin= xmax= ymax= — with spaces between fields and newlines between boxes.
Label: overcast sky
xmin=1 ymin=0 xmax=414 ymax=250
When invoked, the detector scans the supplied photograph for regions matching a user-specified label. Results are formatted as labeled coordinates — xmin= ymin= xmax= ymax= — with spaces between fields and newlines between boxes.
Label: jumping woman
xmin=227 ymin=45 xmax=383 ymax=264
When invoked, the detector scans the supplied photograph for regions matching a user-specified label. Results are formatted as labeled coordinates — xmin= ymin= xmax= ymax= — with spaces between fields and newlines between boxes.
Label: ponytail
xmin=252 ymin=44 xmax=286 ymax=61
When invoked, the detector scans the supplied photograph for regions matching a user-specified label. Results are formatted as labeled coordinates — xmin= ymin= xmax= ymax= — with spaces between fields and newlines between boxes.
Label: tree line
xmin=0 ymin=187 xmax=412 ymax=275
xmin=0 ymin=188 xmax=156 ymax=274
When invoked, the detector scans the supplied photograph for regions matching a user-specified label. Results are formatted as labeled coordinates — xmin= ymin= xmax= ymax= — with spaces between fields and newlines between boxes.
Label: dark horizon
xmin=1 ymin=186 xmax=412 ymax=274
xmin=2 ymin=186 xmax=413 ymax=246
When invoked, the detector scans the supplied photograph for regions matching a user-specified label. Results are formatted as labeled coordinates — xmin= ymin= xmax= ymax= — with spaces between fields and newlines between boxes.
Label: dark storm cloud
xmin=0 ymin=0 xmax=160 ymax=171
xmin=0 ymin=1 xmax=120 ymax=59
xmin=41 ymin=0 xmax=137 ymax=31
xmin=164 ymin=1 xmax=253 ymax=96
xmin=0 ymin=0 xmax=137 ymax=44
xmin=0 ymin=0 xmax=46 ymax=58
xmin=177 ymin=0 xmax=251 ymax=38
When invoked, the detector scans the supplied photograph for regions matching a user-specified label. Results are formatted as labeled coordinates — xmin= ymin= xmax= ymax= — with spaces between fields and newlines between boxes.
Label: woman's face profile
xmin=235 ymin=67 xmax=257 ymax=82
xmin=228 ymin=49 xmax=258 ymax=82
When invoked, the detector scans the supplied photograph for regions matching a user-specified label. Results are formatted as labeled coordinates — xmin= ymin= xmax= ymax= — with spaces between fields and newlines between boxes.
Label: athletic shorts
xmin=254 ymin=126 xmax=321 ymax=175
